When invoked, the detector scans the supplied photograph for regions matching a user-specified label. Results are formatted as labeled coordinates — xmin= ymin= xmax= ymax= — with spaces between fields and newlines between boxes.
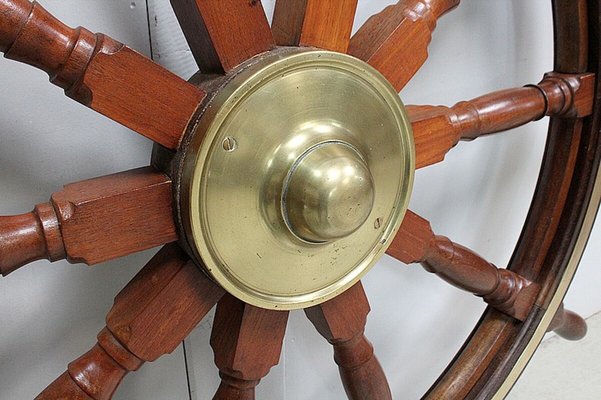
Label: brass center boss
xmin=179 ymin=49 xmax=415 ymax=310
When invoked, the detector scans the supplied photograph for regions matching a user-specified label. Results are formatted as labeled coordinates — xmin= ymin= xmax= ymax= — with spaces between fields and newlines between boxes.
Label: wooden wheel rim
xmin=0 ymin=0 xmax=599 ymax=398
xmin=425 ymin=2 xmax=601 ymax=398
xmin=494 ymin=176 xmax=601 ymax=398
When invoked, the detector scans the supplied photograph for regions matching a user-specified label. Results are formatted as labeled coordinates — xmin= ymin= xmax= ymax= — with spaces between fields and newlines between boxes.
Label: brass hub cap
xmin=181 ymin=49 xmax=414 ymax=310
xmin=282 ymin=141 xmax=375 ymax=243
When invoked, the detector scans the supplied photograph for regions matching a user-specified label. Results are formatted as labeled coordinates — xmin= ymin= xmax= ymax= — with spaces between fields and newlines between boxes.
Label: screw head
xmin=222 ymin=137 xmax=238 ymax=152
xmin=374 ymin=217 xmax=382 ymax=229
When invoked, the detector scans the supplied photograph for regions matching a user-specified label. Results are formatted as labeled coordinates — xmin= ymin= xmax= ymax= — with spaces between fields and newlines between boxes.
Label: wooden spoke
xmin=0 ymin=167 xmax=177 ymax=276
xmin=305 ymin=282 xmax=392 ymax=400
xmin=0 ymin=202 xmax=65 ymax=276
xmin=411 ymin=72 xmax=595 ymax=169
xmin=548 ymin=303 xmax=588 ymax=341
xmin=170 ymin=0 xmax=274 ymax=73
xmin=272 ymin=0 xmax=359 ymax=52
xmin=387 ymin=211 xmax=540 ymax=321
xmin=36 ymin=244 xmax=225 ymax=399
xmin=210 ymin=294 xmax=289 ymax=399
xmin=349 ymin=0 xmax=460 ymax=92
xmin=0 ymin=0 xmax=205 ymax=149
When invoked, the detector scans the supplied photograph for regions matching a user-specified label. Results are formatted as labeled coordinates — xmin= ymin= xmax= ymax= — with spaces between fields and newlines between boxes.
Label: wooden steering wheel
xmin=0 ymin=0 xmax=598 ymax=398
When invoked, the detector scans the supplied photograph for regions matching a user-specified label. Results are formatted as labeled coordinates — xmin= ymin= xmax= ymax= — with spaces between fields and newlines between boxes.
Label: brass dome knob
xmin=283 ymin=142 xmax=375 ymax=243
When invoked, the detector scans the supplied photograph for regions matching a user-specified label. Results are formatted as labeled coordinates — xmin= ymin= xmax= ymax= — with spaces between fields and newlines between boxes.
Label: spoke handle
xmin=549 ymin=304 xmax=588 ymax=341
xmin=0 ymin=0 xmax=33 ymax=52
xmin=388 ymin=211 xmax=540 ymax=320
xmin=423 ymin=236 xmax=540 ymax=320
xmin=1 ymin=0 xmax=205 ymax=148
xmin=36 ymin=245 xmax=224 ymax=398
xmin=0 ymin=0 xmax=115 ymax=96
xmin=35 ymin=373 xmax=92 ymax=400
xmin=455 ymin=72 xmax=595 ymax=140
xmin=36 ymin=328 xmax=143 ymax=400
xmin=408 ymin=87 xmax=545 ymax=168
xmin=1 ymin=168 xmax=177 ymax=275
xmin=334 ymin=334 xmax=393 ymax=400
xmin=410 ymin=72 xmax=595 ymax=169
xmin=210 ymin=295 xmax=289 ymax=400
xmin=0 ymin=203 xmax=65 ymax=276
xmin=305 ymin=282 xmax=392 ymax=400
xmin=0 ymin=0 xmax=74 ymax=71
xmin=452 ymin=87 xmax=546 ymax=140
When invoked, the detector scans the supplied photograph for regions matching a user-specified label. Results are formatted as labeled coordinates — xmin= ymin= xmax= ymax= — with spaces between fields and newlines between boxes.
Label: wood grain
xmin=548 ymin=303 xmax=588 ymax=340
xmin=36 ymin=372 xmax=94 ymax=400
xmin=349 ymin=0 xmax=460 ymax=91
xmin=388 ymin=211 xmax=540 ymax=321
xmin=410 ymin=72 xmax=595 ymax=169
xmin=553 ymin=0 xmax=588 ymax=73
xmin=107 ymin=244 xmax=224 ymax=360
xmin=0 ymin=0 xmax=205 ymax=149
xmin=210 ymin=294 xmax=289 ymax=400
xmin=0 ymin=203 xmax=65 ymax=276
xmin=37 ymin=330 xmax=144 ymax=400
xmin=37 ymin=245 xmax=224 ymax=399
xmin=305 ymin=282 xmax=392 ymax=400
xmin=0 ymin=1 xmax=595 ymax=399
xmin=272 ymin=0 xmax=359 ymax=52
xmin=425 ymin=2 xmax=595 ymax=396
xmin=51 ymin=167 xmax=178 ymax=266
xmin=170 ymin=0 xmax=274 ymax=73
xmin=0 ymin=167 xmax=178 ymax=275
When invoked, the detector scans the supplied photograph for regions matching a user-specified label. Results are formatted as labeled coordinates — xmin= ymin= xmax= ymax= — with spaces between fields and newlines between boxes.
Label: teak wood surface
xmin=0 ymin=0 xmax=598 ymax=399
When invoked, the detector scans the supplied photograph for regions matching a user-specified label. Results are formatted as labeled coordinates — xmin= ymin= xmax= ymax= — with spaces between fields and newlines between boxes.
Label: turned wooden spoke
xmin=272 ymin=0 xmax=358 ymax=52
xmin=210 ymin=294 xmax=289 ymax=399
xmin=36 ymin=244 xmax=225 ymax=400
xmin=0 ymin=202 xmax=65 ymax=276
xmin=548 ymin=303 xmax=588 ymax=341
xmin=349 ymin=0 xmax=460 ymax=91
xmin=411 ymin=72 xmax=595 ymax=169
xmin=0 ymin=0 xmax=205 ymax=149
xmin=387 ymin=211 xmax=540 ymax=321
xmin=170 ymin=0 xmax=274 ymax=73
xmin=305 ymin=282 xmax=392 ymax=400
xmin=0 ymin=167 xmax=177 ymax=276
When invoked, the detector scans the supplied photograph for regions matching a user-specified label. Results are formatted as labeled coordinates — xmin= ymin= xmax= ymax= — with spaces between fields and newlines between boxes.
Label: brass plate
xmin=181 ymin=50 xmax=414 ymax=310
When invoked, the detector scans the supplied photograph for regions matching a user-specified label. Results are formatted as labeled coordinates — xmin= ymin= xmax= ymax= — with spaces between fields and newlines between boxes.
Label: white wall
xmin=1 ymin=1 xmax=600 ymax=399
xmin=0 ymin=1 xmax=189 ymax=399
